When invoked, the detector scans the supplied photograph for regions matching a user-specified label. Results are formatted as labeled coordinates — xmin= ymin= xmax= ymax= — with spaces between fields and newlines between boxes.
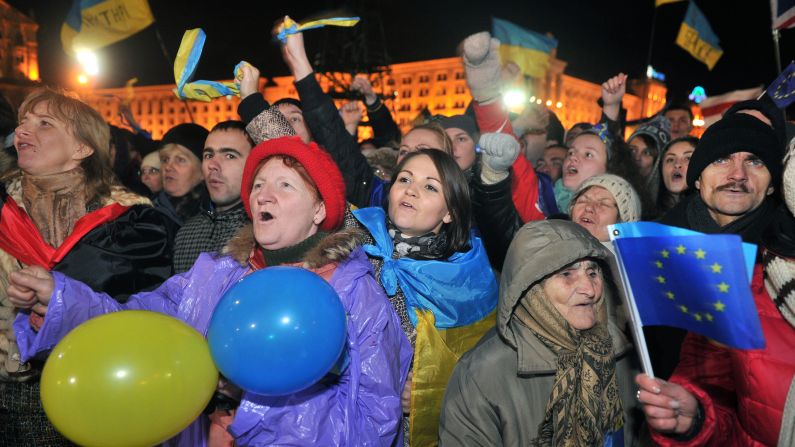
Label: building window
xmin=437 ymin=88 xmax=446 ymax=96
xmin=454 ymin=101 xmax=465 ymax=109
xmin=455 ymin=85 xmax=466 ymax=94
xmin=434 ymin=103 xmax=445 ymax=110
xmin=402 ymin=77 xmax=411 ymax=85
xmin=399 ymin=104 xmax=411 ymax=111
xmin=454 ymin=71 xmax=465 ymax=80
xmin=418 ymin=75 xmax=429 ymax=83
xmin=418 ymin=88 xmax=429 ymax=97
xmin=402 ymin=90 xmax=411 ymax=98
xmin=437 ymin=73 xmax=447 ymax=81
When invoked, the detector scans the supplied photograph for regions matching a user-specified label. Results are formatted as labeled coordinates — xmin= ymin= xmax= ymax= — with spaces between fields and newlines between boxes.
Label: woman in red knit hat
xmin=9 ymin=134 xmax=412 ymax=446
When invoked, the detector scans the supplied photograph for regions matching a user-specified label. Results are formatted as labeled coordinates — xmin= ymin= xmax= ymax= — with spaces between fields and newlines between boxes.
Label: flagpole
xmin=772 ymin=28 xmax=783 ymax=74
xmin=153 ymin=26 xmax=195 ymax=124
xmin=608 ymin=225 xmax=656 ymax=378
xmin=642 ymin=5 xmax=659 ymax=115
xmin=645 ymin=5 xmax=658 ymax=73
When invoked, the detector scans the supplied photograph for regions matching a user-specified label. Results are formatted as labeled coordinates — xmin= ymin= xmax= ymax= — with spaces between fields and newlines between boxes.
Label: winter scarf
xmin=515 ymin=284 xmax=623 ymax=446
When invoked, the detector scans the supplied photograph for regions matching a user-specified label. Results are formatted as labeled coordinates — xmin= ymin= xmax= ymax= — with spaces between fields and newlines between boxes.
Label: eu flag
xmin=610 ymin=222 xmax=764 ymax=350
xmin=767 ymin=61 xmax=795 ymax=109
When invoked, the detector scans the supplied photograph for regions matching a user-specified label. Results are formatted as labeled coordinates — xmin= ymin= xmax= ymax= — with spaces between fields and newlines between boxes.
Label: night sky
xmin=8 ymin=0 xmax=795 ymax=106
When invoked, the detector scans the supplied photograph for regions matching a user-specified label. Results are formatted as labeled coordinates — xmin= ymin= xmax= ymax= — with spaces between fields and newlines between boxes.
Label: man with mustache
xmin=172 ymin=121 xmax=254 ymax=273
xmin=649 ymin=100 xmax=786 ymax=380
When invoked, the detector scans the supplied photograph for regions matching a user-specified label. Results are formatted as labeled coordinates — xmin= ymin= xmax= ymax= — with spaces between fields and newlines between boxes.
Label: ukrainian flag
xmin=61 ymin=0 xmax=154 ymax=55
xmin=675 ymin=1 xmax=723 ymax=70
xmin=491 ymin=17 xmax=557 ymax=79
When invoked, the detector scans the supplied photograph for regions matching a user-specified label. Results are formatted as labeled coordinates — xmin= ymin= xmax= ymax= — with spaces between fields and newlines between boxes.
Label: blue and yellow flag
xmin=61 ymin=0 xmax=154 ymax=54
xmin=172 ymin=29 xmax=242 ymax=102
xmin=675 ymin=1 xmax=723 ymax=70
xmin=656 ymin=0 xmax=686 ymax=6
xmin=611 ymin=222 xmax=764 ymax=350
xmin=491 ymin=17 xmax=558 ymax=79
xmin=276 ymin=16 xmax=360 ymax=42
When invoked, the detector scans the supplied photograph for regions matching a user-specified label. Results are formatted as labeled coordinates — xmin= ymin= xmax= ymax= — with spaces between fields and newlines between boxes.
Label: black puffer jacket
xmin=470 ymin=172 xmax=523 ymax=270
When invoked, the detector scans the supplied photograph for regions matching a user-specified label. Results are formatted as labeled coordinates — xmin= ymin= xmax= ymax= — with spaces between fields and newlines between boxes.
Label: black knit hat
xmin=160 ymin=123 xmax=209 ymax=162
xmin=724 ymin=98 xmax=787 ymax=149
xmin=687 ymin=113 xmax=783 ymax=188
xmin=435 ymin=114 xmax=479 ymax=139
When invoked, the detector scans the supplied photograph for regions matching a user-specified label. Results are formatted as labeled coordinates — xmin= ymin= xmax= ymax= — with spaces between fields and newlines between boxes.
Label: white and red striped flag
xmin=771 ymin=0 xmax=795 ymax=30
xmin=698 ymin=86 xmax=764 ymax=128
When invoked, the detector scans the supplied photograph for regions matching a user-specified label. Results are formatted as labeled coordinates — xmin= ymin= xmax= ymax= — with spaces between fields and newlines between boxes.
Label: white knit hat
xmin=571 ymin=174 xmax=642 ymax=222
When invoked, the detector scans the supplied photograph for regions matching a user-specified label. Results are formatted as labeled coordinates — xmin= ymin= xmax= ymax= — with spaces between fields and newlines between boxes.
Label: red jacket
xmin=652 ymin=264 xmax=795 ymax=446
xmin=471 ymin=101 xmax=545 ymax=223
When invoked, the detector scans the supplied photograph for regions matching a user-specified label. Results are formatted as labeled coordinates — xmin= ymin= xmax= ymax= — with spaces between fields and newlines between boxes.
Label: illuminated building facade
xmin=86 ymin=54 xmax=668 ymax=141
xmin=0 ymin=1 xmax=39 ymax=106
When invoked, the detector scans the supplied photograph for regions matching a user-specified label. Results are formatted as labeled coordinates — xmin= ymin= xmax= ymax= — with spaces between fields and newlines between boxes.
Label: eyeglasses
xmin=572 ymin=195 xmax=617 ymax=211
xmin=138 ymin=167 xmax=160 ymax=177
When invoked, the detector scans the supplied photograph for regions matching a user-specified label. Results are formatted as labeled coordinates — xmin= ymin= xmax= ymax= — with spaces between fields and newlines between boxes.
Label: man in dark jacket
xmin=172 ymin=121 xmax=253 ymax=273
xmin=237 ymin=53 xmax=375 ymax=209
xmin=650 ymin=99 xmax=786 ymax=379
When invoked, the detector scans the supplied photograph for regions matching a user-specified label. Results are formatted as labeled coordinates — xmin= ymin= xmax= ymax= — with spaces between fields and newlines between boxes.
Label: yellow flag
xmin=656 ymin=0 xmax=686 ymax=6
xmin=61 ymin=0 xmax=154 ymax=54
xmin=410 ymin=310 xmax=496 ymax=446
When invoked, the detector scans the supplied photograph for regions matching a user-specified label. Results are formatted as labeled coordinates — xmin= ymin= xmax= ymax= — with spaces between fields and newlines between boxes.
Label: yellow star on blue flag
xmin=609 ymin=222 xmax=764 ymax=350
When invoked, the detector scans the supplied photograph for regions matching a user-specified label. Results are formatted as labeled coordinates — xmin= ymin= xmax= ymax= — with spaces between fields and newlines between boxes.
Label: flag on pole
xmin=698 ymin=86 xmax=764 ymax=128
xmin=771 ymin=0 xmax=795 ymax=29
xmin=656 ymin=0 xmax=686 ymax=6
xmin=766 ymin=61 xmax=795 ymax=109
xmin=675 ymin=1 xmax=723 ymax=70
xmin=491 ymin=17 xmax=558 ymax=79
xmin=61 ymin=0 xmax=154 ymax=55
xmin=609 ymin=222 xmax=764 ymax=376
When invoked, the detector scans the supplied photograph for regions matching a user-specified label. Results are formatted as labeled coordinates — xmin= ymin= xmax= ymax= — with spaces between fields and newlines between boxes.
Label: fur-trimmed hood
xmin=223 ymin=223 xmax=366 ymax=270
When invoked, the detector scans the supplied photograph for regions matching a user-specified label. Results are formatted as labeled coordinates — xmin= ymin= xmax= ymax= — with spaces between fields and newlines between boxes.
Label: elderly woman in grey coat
xmin=439 ymin=219 xmax=641 ymax=446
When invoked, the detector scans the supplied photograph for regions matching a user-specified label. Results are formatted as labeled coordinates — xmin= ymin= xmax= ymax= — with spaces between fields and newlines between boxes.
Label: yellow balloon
xmin=40 ymin=311 xmax=218 ymax=447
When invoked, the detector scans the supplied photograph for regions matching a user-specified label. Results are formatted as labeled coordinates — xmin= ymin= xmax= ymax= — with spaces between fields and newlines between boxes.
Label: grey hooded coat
xmin=439 ymin=220 xmax=642 ymax=446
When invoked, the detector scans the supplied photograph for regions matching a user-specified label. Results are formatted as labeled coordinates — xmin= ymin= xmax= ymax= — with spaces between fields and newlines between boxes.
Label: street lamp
xmin=76 ymin=50 xmax=99 ymax=76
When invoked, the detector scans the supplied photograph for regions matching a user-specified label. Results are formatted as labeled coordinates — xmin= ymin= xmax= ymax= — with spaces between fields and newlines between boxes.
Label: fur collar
xmin=4 ymin=173 xmax=151 ymax=210
xmin=223 ymin=223 xmax=365 ymax=269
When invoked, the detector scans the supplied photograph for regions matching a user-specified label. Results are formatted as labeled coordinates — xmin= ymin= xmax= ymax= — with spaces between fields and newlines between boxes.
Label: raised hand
xmin=339 ymin=101 xmax=363 ymax=135
xmin=635 ymin=373 xmax=700 ymax=435
xmin=277 ymin=16 xmax=313 ymax=81
xmin=480 ymin=132 xmax=520 ymax=173
xmin=237 ymin=62 xmax=260 ymax=100
xmin=351 ymin=76 xmax=378 ymax=105
xmin=601 ymin=72 xmax=627 ymax=121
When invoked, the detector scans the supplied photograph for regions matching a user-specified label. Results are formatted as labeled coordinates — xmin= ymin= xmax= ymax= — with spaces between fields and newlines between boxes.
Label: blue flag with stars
xmin=610 ymin=222 xmax=764 ymax=351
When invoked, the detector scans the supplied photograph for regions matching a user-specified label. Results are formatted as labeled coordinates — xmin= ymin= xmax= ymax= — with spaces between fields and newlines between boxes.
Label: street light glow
xmin=503 ymin=89 xmax=527 ymax=108
xmin=76 ymin=50 xmax=99 ymax=76
xmin=77 ymin=73 xmax=89 ymax=85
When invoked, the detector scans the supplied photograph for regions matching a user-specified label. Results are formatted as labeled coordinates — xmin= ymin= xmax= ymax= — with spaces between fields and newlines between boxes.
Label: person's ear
xmin=313 ymin=202 xmax=327 ymax=225
xmin=73 ymin=144 xmax=94 ymax=161
xmin=442 ymin=211 xmax=452 ymax=224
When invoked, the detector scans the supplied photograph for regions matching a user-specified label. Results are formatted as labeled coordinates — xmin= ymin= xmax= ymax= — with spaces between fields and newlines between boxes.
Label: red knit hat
xmin=240 ymin=136 xmax=346 ymax=232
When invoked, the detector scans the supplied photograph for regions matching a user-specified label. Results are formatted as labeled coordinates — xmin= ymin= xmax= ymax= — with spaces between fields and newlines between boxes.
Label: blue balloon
xmin=207 ymin=266 xmax=347 ymax=396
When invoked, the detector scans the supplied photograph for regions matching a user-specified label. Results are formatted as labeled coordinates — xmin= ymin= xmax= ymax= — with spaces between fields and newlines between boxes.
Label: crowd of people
xmin=0 ymin=16 xmax=793 ymax=447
